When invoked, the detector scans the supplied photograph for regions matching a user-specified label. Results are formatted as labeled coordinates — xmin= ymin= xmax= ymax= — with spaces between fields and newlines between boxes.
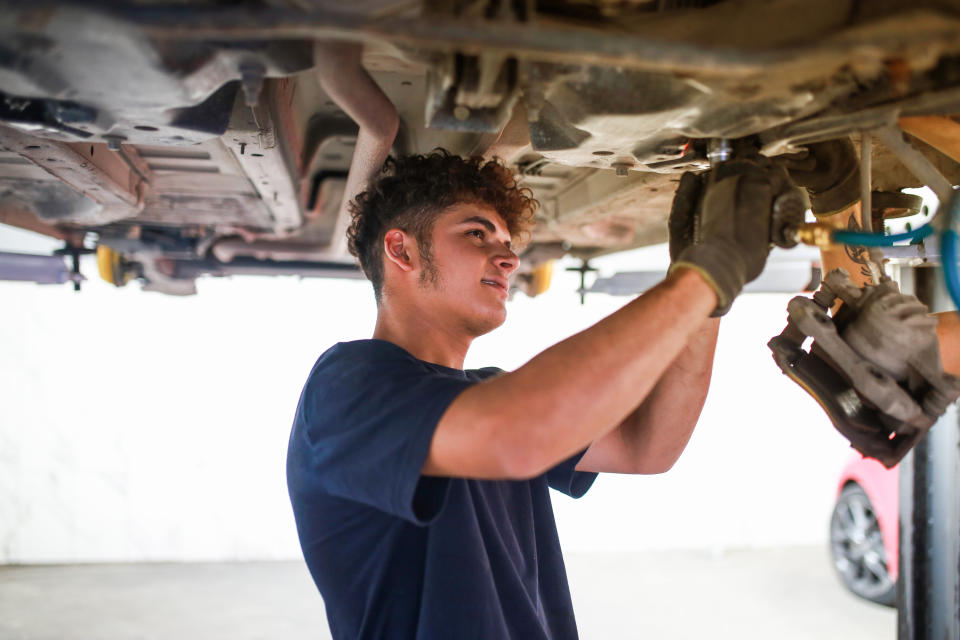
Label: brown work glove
xmin=669 ymin=159 xmax=799 ymax=316
xmin=780 ymin=139 xmax=860 ymax=216
xmin=842 ymin=281 xmax=939 ymax=382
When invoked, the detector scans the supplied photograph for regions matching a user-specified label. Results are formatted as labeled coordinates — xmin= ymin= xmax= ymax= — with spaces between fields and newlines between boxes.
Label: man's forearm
xmin=485 ymin=268 xmax=716 ymax=477
xmin=427 ymin=159 xmax=787 ymax=480
xmin=818 ymin=203 xmax=874 ymax=289
xmin=617 ymin=317 xmax=719 ymax=473
xmin=935 ymin=312 xmax=960 ymax=376
xmin=428 ymin=268 xmax=717 ymax=479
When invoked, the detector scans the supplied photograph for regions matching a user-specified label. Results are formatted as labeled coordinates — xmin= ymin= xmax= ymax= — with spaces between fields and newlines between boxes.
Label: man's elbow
xmin=365 ymin=111 xmax=399 ymax=146
xmin=630 ymin=457 xmax=676 ymax=475
xmin=630 ymin=443 xmax=688 ymax=475
xmin=497 ymin=444 xmax=555 ymax=480
xmin=490 ymin=423 xmax=563 ymax=479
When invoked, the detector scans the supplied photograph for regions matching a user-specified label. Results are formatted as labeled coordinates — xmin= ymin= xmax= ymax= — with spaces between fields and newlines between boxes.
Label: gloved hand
xmin=779 ymin=138 xmax=860 ymax=216
xmin=842 ymin=281 xmax=939 ymax=382
xmin=669 ymin=158 xmax=800 ymax=316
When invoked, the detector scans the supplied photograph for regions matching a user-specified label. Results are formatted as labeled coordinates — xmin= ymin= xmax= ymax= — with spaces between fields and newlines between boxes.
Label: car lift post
xmin=898 ymin=265 xmax=960 ymax=640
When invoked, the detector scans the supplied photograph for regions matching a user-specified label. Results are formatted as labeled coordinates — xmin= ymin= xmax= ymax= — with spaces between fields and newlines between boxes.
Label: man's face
xmin=416 ymin=202 xmax=519 ymax=337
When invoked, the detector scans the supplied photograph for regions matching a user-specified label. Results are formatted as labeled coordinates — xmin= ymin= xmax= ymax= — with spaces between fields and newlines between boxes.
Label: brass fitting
xmin=793 ymin=223 xmax=834 ymax=248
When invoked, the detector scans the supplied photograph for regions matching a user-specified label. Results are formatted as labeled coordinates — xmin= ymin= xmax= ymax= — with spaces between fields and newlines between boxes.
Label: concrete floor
xmin=0 ymin=547 xmax=895 ymax=639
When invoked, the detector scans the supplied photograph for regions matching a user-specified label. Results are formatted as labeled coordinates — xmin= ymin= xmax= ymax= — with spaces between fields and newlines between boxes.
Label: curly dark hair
xmin=346 ymin=150 xmax=538 ymax=302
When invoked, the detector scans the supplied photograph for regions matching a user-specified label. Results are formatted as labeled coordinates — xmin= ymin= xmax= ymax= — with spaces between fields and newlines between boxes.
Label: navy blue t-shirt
xmin=286 ymin=339 xmax=597 ymax=639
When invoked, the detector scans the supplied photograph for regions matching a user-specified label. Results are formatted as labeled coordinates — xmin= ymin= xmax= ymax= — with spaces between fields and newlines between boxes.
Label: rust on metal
xmin=0 ymin=126 xmax=148 ymax=222
xmin=226 ymin=80 xmax=303 ymax=234
xmin=0 ymin=203 xmax=72 ymax=242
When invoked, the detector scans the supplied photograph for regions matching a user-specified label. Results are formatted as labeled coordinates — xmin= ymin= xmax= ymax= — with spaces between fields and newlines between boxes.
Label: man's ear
xmin=383 ymin=229 xmax=416 ymax=273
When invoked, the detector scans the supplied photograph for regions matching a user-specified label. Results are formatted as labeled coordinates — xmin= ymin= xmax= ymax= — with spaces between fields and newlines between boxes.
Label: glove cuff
xmin=670 ymin=243 xmax=747 ymax=317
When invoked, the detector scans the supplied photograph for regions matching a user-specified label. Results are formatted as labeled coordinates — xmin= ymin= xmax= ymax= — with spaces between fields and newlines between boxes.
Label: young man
xmin=287 ymin=150 xmax=793 ymax=639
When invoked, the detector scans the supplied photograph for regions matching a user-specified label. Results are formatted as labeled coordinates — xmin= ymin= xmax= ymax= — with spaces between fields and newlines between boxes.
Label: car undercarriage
xmin=1 ymin=0 xmax=960 ymax=295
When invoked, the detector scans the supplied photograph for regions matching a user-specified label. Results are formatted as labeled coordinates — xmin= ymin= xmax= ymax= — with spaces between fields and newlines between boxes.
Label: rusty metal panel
xmin=0 ymin=126 xmax=147 ymax=223
xmin=225 ymin=80 xmax=303 ymax=234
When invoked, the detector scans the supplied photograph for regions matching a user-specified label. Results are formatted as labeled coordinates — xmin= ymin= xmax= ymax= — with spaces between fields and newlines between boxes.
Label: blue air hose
xmin=942 ymin=229 xmax=960 ymax=311
xmin=832 ymin=224 xmax=935 ymax=246
xmin=940 ymin=193 xmax=960 ymax=311
xmin=823 ymin=191 xmax=960 ymax=310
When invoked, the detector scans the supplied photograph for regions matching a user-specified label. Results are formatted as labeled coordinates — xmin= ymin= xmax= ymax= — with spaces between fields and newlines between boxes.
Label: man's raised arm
xmin=424 ymin=159 xmax=798 ymax=480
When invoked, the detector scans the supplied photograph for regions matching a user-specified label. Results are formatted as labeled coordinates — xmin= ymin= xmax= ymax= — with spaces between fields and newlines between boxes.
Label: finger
xmin=668 ymin=172 xmax=704 ymax=259
xmin=884 ymin=299 xmax=931 ymax=318
xmin=901 ymin=315 xmax=939 ymax=328
xmin=892 ymin=302 xmax=932 ymax=315
xmin=781 ymin=153 xmax=817 ymax=174
xmin=670 ymin=172 xmax=704 ymax=226
xmin=876 ymin=293 xmax=921 ymax=307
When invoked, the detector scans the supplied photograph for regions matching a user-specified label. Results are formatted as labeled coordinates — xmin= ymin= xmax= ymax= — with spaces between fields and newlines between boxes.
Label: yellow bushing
xmin=96 ymin=245 xmax=130 ymax=287
xmin=528 ymin=260 xmax=555 ymax=297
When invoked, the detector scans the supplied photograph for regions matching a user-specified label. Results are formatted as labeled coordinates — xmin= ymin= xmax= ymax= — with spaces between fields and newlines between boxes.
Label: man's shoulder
xmin=295 ymin=340 xmax=431 ymax=435
xmin=314 ymin=339 xmax=419 ymax=374
xmin=322 ymin=338 xmax=411 ymax=359
xmin=314 ymin=340 xmax=502 ymax=382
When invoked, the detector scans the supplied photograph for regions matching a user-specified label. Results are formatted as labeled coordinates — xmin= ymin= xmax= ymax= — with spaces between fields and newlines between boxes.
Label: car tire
xmin=829 ymin=483 xmax=897 ymax=607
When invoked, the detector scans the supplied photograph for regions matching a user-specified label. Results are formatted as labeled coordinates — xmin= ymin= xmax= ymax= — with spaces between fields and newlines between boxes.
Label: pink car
xmin=830 ymin=455 xmax=899 ymax=607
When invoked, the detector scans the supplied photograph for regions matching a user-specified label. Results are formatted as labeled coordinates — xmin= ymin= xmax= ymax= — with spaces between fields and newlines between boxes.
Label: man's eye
xmin=467 ymin=229 xmax=485 ymax=239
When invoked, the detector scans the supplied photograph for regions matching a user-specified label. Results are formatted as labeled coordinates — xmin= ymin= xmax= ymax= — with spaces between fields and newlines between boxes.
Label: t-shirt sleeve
xmin=473 ymin=366 xmax=597 ymax=499
xmin=292 ymin=344 xmax=474 ymax=525
xmin=546 ymin=448 xmax=597 ymax=498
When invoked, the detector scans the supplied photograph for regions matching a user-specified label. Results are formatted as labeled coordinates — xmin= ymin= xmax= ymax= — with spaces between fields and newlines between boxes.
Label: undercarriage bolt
xmin=707 ymin=138 xmax=732 ymax=166
xmin=103 ymin=134 xmax=125 ymax=151
xmin=240 ymin=61 xmax=266 ymax=107
xmin=612 ymin=162 xmax=632 ymax=177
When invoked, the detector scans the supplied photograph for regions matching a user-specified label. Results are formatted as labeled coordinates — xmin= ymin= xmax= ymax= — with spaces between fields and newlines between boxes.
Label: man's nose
xmin=494 ymin=246 xmax=519 ymax=275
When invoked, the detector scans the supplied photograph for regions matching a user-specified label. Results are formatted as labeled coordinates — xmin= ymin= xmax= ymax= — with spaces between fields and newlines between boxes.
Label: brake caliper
xmin=768 ymin=269 xmax=960 ymax=468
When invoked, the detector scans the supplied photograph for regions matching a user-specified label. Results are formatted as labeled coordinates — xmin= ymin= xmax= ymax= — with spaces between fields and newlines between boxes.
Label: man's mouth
xmin=481 ymin=278 xmax=508 ymax=294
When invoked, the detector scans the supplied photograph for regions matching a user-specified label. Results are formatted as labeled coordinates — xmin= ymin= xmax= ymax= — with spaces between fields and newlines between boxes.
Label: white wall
xmin=0 ymin=226 xmax=853 ymax=563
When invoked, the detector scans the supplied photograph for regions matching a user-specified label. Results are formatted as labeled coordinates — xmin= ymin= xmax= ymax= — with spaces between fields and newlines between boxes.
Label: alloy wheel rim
xmin=830 ymin=488 xmax=894 ymax=600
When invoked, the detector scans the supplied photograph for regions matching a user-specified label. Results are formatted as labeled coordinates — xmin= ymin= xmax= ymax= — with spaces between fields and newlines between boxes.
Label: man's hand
xmin=780 ymin=139 xmax=860 ymax=216
xmin=669 ymin=159 xmax=797 ymax=316
xmin=843 ymin=284 xmax=940 ymax=379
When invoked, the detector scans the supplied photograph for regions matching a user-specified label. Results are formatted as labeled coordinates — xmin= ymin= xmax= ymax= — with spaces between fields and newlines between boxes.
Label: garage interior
xmin=2 ymin=1 xmax=960 ymax=638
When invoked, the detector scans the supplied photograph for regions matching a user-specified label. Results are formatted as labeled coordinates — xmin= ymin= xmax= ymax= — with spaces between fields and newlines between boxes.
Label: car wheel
xmin=830 ymin=483 xmax=897 ymax=607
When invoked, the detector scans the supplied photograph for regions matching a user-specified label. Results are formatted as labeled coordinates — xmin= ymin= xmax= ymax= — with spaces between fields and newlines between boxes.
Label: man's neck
xmin=373 ymin=303 xmax=473 ymax=370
